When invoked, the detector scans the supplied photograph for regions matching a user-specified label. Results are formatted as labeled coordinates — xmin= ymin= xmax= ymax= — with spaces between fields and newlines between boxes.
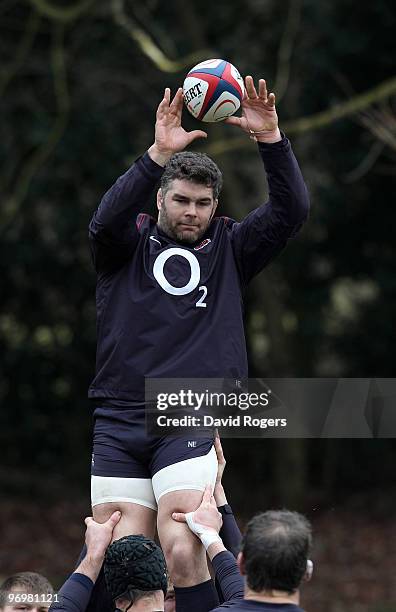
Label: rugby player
xmin=0 ymin=573 xmax=54 ymax=612
xmin=173 ymin=488 xmax=313 ymax=611
xmin=88 ymin=75 xmax=309 ymax=609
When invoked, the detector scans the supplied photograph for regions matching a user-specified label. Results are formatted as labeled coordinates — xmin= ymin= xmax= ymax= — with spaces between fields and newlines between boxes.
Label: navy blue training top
xmin=88 ymin=137 xmax=309 ymax=403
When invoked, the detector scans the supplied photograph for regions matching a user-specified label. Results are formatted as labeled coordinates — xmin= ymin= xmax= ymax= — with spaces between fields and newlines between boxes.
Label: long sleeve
xmin=219 ymin=504 xmax=242 ymax=558
xmin=230 ymin=134 xmax=309 ymax=286
xmin=88 ymin=152 xmax=164 ymax=271
xmin=212 ymin=551 xmax=244 ymax=603
xmin=73 ymin=546 xmax=113 ymax=612
xmin=50 ymin=574 xmax=94 ymax=612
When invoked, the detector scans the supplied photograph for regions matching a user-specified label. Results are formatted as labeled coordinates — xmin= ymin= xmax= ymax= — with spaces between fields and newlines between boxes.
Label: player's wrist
xmin=185 ymin=511 xmax=222 ymax=550
xmin=214 ymin=484 xmax=228 ymax=506
xmin=199 ymin=529 xmax=223 ymax=551
xmin=77 ymin=553 xmax=104 ymax=583
xmin=206 ymin=538 xmax=226 ymax=560
xmin=147 ymin=144 xmax=173 ymax=167
xmin=254 ymin=127 xmax=282 ymax=143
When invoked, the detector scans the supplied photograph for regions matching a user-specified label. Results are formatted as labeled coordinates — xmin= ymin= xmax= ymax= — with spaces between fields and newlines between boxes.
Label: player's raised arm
xmin=225 ymin=75 xmax=309 ymax=286
xmin=89 ymin=88 xmax=207 ymax=271
xmin=224 ymin=76 xmax=281 ymax=143
xmin=148 ymin=87 xmax=207 ymax=167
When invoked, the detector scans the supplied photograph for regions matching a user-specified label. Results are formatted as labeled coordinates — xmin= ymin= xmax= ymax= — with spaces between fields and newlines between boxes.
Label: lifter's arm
xmin=49 ymin=513 xmax=120 ymax=612
xmin=172 ymin=487 xmax=244 ymax=603
xmin=214 ymin=433 xmax=242 ymax=558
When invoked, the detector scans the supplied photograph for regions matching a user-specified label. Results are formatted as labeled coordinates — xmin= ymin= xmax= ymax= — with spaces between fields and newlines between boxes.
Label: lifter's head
xmin=238 ymin=510 xmax=313 ymax=598
xmin=0 ymin=573 xmax=54 ymax=612
xmin=157 ymin=152 xmax=222 ymax=244
xmin=104 ymin=534 xmax=168 ymax=611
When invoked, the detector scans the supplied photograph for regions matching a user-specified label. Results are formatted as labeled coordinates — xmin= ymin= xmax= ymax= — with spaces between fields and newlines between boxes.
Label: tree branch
xmin=274 ymin=0 xmax=302 ymax=102
xmin=28 ymin=0 xmax=95 ymax=22
xmin=343 ymin=141 xmax=384 ymax=183
xmin=111 ymin=0 xmax=214 ymax=73
xmin=0 ymin=10 xmax=40 ymax=97
xmin=3 ymin=22 xmax=70 ymax=228
xmin=204 ymin=76 xmax=396 ymax=155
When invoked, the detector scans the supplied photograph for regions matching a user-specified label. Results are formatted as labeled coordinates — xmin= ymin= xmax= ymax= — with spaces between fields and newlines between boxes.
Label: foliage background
xmin=1 ymin=1 xmax=396 ymax=610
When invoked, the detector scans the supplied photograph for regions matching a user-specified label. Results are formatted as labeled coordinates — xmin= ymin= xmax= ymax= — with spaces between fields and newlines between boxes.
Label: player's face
xmin=164 ymin=588 xmax=175 ymax=612
xmin=157 ymin=179 xmax=217 ymax=244
xmin=1 ymin=605 xmax=49 ymax=612
xmin=1 ymin=588 xmax=50 ymax=612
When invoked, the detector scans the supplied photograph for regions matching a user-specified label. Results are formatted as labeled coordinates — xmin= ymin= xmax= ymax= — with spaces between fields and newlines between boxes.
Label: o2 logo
xmin=152 ymin=248 xmax=207 ymax=308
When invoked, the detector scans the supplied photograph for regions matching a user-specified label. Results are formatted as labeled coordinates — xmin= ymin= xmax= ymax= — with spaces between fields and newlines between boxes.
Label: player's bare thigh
xmin=93 ymin=500 xmax=156 ymax=541
xmin=153 ymin=447 xmax=218 ymax=586
xmin=157 ymin=489 xmax=210 ymax=586
xmin=91 ymin=475 xmax=157 ymax=540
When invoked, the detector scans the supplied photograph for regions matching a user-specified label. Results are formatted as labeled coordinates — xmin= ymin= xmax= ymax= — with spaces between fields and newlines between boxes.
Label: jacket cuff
xmin=257 ymin=131 xmax=290 ymax=153
xmin=140 ymin=151 xmax=166 ymax=177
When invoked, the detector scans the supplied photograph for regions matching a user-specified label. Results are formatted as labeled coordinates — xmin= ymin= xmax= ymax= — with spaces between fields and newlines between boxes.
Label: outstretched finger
xmin=267 ymin=92 xmax=276 ymax=107
xmin=202 ymin=484 xmax=213 ymax=504
xmin=258 ymin=79 xmax=268 ymax=101
xmin=214 ymin=434 xmax=225 ymax=465
xmin=186 ymin=129 xmax=208 ymax=144
xmin=172 ymin=512 xmax=187 ymax=523
xmin=245 ymin=75 xmax=258 ymax=99
xmin=156 ymin=95 xmax=169 ymax=119
xmin=170 ymin=88 xmax=184 ymax=114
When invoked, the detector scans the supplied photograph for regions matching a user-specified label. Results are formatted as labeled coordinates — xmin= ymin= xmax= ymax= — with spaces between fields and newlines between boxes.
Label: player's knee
xmin=163 ymin=536 xmax=204 ymax=582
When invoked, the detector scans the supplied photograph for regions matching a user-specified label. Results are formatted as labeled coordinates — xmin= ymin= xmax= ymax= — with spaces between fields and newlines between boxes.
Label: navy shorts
xmin=91 ymin=405 xmax=214 ymax=479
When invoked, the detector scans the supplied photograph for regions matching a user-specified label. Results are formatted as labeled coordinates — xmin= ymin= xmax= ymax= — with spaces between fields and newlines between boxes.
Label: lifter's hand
xmin=172 ymin=485 xmax=222 ymax=534
xmin=148 ymin=88 xmax=207 ymax=167
xmin=76 ymin=511 xmax=121 ymax=582
xmin=214 ymin=431 xmax=228 ymax=507
xmin=225 ymin=76 xmax=281 ymax=143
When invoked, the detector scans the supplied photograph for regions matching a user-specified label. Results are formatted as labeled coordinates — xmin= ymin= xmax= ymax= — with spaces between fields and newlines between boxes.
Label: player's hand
xmin=214 ymin=429 xmax=226 ymax=485
xmin=172 ymin=485 xmax=223 ymax=534
xmin=84 ymin=511 xmax=121 ymax=561
xmin=213 ymin=430 xmax=228 ymax=506
xmin=224 ymin=76 xmax=281 ymax=143
xmin=148 ymin=88 xmax=207 ymax=166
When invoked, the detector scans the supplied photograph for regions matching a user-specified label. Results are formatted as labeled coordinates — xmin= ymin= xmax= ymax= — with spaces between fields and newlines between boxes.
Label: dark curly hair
xmin=160 ymin=151 xmax=223 ymax=199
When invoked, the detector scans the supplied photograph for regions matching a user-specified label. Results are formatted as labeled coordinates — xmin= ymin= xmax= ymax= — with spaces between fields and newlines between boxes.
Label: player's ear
xmin=237 ymin=551 xmax=246 ymax=575
xmin=210 ymin=199 xmax=218 ymax=221
xmin=304 ymin=559 xmax=314 ymax=582
xmin=156 ymin=188 xmax=163 ymax=211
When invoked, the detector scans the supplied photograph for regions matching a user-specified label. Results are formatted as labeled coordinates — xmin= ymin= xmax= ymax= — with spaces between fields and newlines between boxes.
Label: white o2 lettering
xmin=153 ymin=248 xmax=200 ymax=295
xmin=152 ymin=248 xmax=208 ymax=308
xmin=196 ymin=285 xmax=207 ymax=308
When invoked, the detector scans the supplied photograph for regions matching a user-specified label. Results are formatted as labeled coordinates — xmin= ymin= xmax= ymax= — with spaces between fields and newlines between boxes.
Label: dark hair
xmin=0 ymin=573 xmax=54 ymax=607
xmin=241 ymin=510 xmax=312 ymax=594
xmin=160 ymin=152 xmax=223 ymax=199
